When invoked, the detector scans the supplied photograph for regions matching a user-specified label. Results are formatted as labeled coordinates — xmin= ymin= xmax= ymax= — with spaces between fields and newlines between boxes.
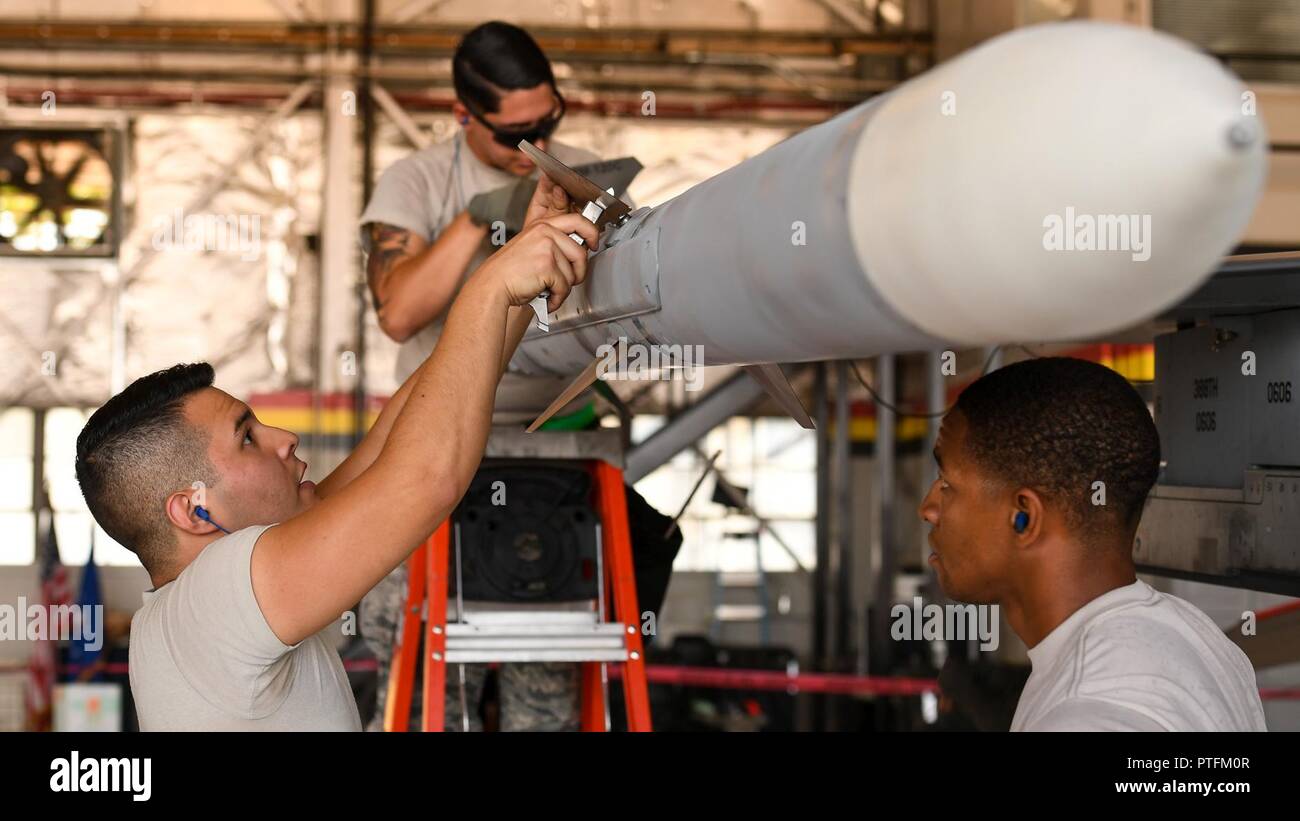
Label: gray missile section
xmin=511 ymin=96 xmax=942 ymax=377
xmin=510 ymin=21 xmax=1267 ymax=381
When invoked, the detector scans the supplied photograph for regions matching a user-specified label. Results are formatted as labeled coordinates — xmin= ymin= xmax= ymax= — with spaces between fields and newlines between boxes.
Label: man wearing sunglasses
xmin=357 ymin=21 xmax=679 ymax=733
xmin=360 ymin=20 xmax=596 ymax=362
xmin=459 ymin=73 xmax=567 ymax=177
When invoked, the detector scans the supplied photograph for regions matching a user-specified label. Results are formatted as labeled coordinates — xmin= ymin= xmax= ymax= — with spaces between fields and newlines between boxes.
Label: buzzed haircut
xmin=75 ymin=362 xmax=219 ymax=574
xmin=453 ymin=21 xmax=557 ymax=115
xmin=954 ymin=356 xmax=1160 ymax=541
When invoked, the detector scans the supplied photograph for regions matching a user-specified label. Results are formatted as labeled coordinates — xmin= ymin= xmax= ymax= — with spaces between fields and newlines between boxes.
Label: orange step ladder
xmin=383 ymin=459 xmax=652 ymax=732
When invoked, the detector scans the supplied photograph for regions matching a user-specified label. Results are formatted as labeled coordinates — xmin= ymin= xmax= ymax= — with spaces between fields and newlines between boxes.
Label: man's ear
xmin=1013 ymin=488 xmax=1046 ymax=544
xmin=165 ymin=490 xmax=218 ymax=537
xmin=451 ymin=101 xmax=470 ymax=127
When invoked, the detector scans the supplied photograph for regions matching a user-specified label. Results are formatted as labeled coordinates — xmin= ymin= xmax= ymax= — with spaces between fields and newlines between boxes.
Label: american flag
xmin=26 ymin=509 xmax=69 ymax=731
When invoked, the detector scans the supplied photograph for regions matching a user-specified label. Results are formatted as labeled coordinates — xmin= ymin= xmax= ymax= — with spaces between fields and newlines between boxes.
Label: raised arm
xmin=310 ymin=352 xmax=429 ymax=501
xmin=320 ymin=175 xmax=578 ymax=499
xmin=252 ymin=207 xmax=597 ymax=646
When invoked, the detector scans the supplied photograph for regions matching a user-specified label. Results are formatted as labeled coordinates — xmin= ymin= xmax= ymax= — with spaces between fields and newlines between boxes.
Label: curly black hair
xmin=75 ymin=363 xmax=219 ymax=574
xmin=954 ymin=356 xmax=1160 ymax=542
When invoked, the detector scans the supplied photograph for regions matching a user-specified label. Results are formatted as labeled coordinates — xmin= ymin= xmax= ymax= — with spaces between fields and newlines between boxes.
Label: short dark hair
xmin=452 ymin=21 xmax=556 ymax=115
xmin=75 ymin=363 xmax=219 ymax=574
xmin=954 ymin=356 xmax=1160 ymax=541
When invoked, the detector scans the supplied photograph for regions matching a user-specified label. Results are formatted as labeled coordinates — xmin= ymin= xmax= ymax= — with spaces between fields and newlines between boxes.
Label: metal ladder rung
xmin=447 ymin=636 xmax=626 ymax=651
xmin=446 ymin=621 xmax=617 ymax=637
xmin=445 ymin=648 xmax=630 ymax=663
xmin=444 ymin=622 xmax=631 ymax=663
xmin=457 ymin=610 xmax=600 ymax=628
xmin=716 ymin=571 xmax=764 ymax=587
xmin=713 ymin=604 xmax=768 ymax=621
xmin=447 ymin=601 xmax=596 ymax=622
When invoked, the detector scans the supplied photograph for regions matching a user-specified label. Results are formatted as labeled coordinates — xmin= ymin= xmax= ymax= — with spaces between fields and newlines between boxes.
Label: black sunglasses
xmin=465 ymin=93 xmax=567 ymax=149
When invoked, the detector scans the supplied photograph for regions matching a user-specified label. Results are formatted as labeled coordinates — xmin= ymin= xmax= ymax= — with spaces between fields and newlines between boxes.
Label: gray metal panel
xmin=1143 ymin=260 xmax=1300 ymax=590
xmin=1136 ymin=470 xmax=1300 ymax=595
xmin=1154 ymin=322 xmax=1253 ymax=488
xmin=1248 ymin=310 xmax=1300 ymax=470
xmin=1155 ymin=307 xmax=1300 ymax=489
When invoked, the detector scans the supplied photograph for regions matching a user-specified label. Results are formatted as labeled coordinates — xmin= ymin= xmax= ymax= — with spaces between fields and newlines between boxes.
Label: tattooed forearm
xmin=364 ymin=214 xmax=478 ymax=339
xmin=366 ymin=223 xmax=420 ymax=299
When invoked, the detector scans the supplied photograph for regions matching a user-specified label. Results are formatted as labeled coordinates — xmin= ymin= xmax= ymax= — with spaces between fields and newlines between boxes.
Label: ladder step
xmin=442 ymin=623 xmax=631 ymax=663
xmin=445 ymin=623 xmax=625 ymax=638
xmin=445 ymin=649 xmax=629 ymax=663
xmin=457 ymin=609 xmax=600 ymax=628
xmin=447 ymin=603 xmax=598 ymax=624
xmin=447 ymin=636 xmax=625 ymax=651
xmin=716 ymin=572 xmax=764 ymax=587
xmin=714 ymin=604 xmax=768 ymax=621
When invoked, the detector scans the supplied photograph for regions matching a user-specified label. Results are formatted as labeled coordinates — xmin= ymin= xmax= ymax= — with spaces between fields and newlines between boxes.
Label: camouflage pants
xmin=360 ymin=562 xmax=580 ymax=732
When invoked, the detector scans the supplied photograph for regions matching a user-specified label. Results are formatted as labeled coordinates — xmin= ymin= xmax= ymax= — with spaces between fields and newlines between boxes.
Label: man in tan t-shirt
xmin=357 ymin=21 xmax=679 ymax=733
xmin=76 ymin=176 xmax=597 ymax=730
xmin=359 ymin=21 xmax=599 ymax=424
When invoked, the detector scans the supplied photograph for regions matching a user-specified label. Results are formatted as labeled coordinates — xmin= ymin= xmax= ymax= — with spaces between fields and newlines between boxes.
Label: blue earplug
xmin=195 ymin=506 xmax=231 ymax=535
xmin=1013 ymin=511 xmax=1029 ymax=534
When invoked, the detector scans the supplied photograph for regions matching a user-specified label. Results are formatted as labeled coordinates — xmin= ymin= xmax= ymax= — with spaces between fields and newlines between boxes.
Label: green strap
xmin=537 ymin=400 xmax=598 ymax=431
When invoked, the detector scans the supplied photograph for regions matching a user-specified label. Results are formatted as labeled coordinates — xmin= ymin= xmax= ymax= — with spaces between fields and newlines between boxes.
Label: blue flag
xmin=66 ymin=551 xmax=104 ymax=681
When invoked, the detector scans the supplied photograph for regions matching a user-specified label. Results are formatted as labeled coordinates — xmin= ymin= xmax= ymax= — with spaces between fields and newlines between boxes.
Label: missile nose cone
xmin=848 ymin=21 xmax=1269 ymax=346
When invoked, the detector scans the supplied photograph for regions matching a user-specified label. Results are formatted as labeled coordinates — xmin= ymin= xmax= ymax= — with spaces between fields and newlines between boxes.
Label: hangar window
xmin=0 ymin=406 xmax=134 ymax=568
xmin=0 ymin=408 xmax=35 ymax=565
xmin=633 ymin=415 xmax=816 ymax=572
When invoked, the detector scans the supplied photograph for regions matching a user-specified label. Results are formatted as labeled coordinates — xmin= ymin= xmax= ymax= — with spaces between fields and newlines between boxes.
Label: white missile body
xmin=510 ymin=21 xmax=1267 ymax=381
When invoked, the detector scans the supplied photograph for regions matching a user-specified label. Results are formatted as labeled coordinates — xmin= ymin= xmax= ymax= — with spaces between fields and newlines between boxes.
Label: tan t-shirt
xmin=359 ymin=135 xmax=600 ymax=424
xmin=129 ymin=524 xmax=362 ymax=731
